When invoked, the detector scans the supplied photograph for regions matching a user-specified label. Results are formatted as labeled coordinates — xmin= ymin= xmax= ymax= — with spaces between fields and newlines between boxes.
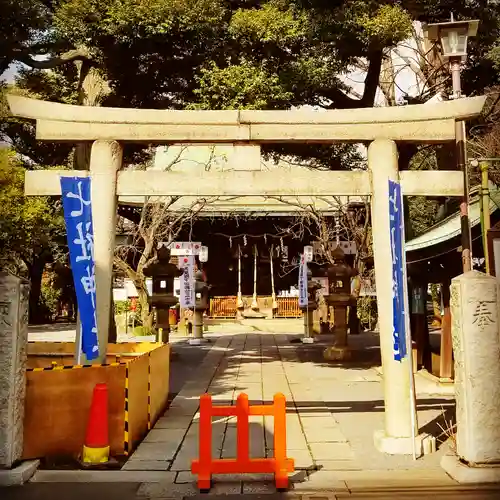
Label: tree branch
xmin=13 ymin=48 xmax=91 ymax=70
xmin=324 ymin=87 xmax=360 ymax=109
xmin=361 ymin=48 xmax=384 ymax=106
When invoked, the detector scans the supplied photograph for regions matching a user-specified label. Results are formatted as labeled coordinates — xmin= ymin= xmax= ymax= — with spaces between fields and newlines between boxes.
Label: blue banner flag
xmin=60 ymin=177 xmax=99 ymax=360
xmin=389 ymin=180 xmax=407 ymax=361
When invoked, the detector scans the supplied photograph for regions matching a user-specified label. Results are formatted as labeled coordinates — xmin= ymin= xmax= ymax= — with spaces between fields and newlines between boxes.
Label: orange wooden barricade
xmin=191 ymin=393 xmax=294 ymax=491
xmin=276 ymin=297 xmax=302 ymax=318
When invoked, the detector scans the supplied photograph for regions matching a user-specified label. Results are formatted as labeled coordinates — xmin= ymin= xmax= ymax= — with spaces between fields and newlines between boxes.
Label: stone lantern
xmin=143 ymin=245 xmax=183 ymax=343
xmin=301 ymin=268 xmax=322 ymax=343
xmin=189 ymin=270 xmax=210 ymax=345
xmin=323 ymin=246 xmax=357 ymax=360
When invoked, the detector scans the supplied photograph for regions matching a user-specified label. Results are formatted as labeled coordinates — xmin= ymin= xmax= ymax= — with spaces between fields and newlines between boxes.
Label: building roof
xmin=406 ymin=182 xmax=500 ymax=253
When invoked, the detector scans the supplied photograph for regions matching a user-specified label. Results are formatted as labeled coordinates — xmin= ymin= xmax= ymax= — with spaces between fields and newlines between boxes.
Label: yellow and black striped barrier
xmin=27 ymin=362 xmax=122 ymax=372
xmin=124 ymin=365 xmax=130 ymax=456
xmin=26 ymin=348 xmax=166 ymax=457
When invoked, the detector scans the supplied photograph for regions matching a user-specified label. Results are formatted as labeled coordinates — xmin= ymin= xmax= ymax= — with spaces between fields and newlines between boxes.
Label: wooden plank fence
xmin=208 ymin=296 xmax=302 ymax=318
xmin=275 ymin=297 xmax=301 ymax=318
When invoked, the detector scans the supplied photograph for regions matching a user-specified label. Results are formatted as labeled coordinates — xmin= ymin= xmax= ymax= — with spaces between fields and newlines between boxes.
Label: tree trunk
xmin=73 ymin=61 xmax=111 ymax=171
xmin=74 ymin=59 xmax=116 ymax=340
xmin=136 ymin=282 xmax=153 ymax=331
xmin=28 ymin=254 xmax=48 ymax=324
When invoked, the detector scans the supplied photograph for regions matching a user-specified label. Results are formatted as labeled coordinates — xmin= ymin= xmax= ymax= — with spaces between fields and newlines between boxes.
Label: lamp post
xmin=424 ymin=15 xmax=479 ymax=272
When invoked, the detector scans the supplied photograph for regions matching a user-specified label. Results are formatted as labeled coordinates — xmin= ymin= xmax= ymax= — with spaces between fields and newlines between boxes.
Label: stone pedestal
xmin=188 ymin=309 xmax=208 ymax=345
xmin=0 ymin=273 xmax=30 ymax=469
xmin=302 ymin=308 xmax=315 ymax=344
xmin=193 ymin=310 xmax=204 ymax=339
xmin=441 ymin=271 xmax=500 ymax=483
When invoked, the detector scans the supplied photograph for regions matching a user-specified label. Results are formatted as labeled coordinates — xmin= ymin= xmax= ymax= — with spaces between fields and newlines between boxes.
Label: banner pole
xmin=399 ymin=185 xmax=418 ymax=460
xmin=75 ymin=310 xmax=82 ymax=365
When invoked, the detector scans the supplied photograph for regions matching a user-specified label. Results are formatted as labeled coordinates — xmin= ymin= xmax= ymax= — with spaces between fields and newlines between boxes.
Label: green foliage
xmin=488 ymin=45 xmax=500 ymax=71
xmin=229 ymin=1 xmax=307 ymax=45
xmin=39 ymin=280 xmax=62 ymax=321
xmin=406 ymin=148 xmax=442 ymax=237
xmin=54 ymin=0 xmax=226 ymax=43
xmin=357 ymin=4 xmax=412 ymax=47
xmin=0 ymin=148 xmax=65 ymax=272
xmin=114 ymin=299 xmax=131 ymax=316
xmin=189 ymin=61 xmax=293 ymax=110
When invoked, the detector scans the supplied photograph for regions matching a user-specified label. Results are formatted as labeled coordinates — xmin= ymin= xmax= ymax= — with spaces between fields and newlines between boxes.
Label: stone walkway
xmin=123 ymin=332 xmax=457 ymax=495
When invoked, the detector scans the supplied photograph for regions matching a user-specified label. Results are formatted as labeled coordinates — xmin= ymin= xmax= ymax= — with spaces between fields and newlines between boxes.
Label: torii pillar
xmin=89 ymin=140 xmax=123 ymax=363
xmin=369 ymin=139 xmax=435 ymax=456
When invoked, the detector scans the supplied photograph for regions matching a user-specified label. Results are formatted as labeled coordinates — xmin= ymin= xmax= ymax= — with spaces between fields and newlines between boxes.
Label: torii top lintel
xmin=7 ymin=94 xmax=486 ymax=144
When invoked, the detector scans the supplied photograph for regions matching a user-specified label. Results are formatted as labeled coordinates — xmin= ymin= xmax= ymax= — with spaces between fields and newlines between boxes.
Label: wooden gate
xmin=275 ymin=297 xmax=301 ymax=318
xmin=210 ymin=296 xmax=237 ymax=318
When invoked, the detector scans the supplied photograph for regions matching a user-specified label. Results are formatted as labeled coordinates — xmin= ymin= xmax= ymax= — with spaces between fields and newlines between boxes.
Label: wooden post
xmin=440 ymin=279 xmax=453 ymax=380
xmin=251 ymin=245 xmax=258 ymax=310
xmin=270 ymin=245 xmax=277 ymax=313
xmin=198 ymin=394 xmax=212 ymax=490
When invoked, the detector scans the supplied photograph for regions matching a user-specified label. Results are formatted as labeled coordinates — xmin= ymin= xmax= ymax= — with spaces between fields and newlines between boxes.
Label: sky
xmin=1 ymin=64 xmax=18 ymax=84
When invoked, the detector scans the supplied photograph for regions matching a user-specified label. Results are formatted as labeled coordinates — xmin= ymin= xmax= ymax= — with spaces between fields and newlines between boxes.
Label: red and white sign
xmin=167 ymin=241 xmax=202 ymax=256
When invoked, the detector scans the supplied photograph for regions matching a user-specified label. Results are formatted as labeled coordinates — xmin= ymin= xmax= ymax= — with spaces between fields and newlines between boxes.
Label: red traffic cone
xmin=82 ymin=383 xmax=110 ymax=464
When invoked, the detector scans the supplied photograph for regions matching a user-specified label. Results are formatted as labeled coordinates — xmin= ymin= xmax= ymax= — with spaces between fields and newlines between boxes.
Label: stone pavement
xmin=122 ymin=332 xmax=457 ymax=496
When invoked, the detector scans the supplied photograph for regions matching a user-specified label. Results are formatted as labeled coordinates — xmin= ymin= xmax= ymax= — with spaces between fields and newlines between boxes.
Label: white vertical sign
xmin=199 ymin=246 xmax=208 ymax=263
xmin=304 ymin=245 xmax=314 ymax=263
xmin=298 ymin=254 xmax=308 ymax=307
xmin=179 ymin=255 xmax=195 ymax=308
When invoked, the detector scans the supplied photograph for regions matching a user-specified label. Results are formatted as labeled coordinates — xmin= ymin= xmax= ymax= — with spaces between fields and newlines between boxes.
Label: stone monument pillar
xmin=441 ymin=271 xmax=500 ymax=482
xmin=0 ymin=273 xmax=29 ymax=469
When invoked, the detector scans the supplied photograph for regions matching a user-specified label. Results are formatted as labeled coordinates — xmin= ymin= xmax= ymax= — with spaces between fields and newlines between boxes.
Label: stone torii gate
xmin=7 ymin=94 xmax=486 ymax=458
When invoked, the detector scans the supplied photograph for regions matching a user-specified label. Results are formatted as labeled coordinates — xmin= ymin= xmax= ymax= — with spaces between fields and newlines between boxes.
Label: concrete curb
xmin=30 ymin=470 xmax=175 ymax=483
xmin=0 ymin=460 xmax=39 ymax=486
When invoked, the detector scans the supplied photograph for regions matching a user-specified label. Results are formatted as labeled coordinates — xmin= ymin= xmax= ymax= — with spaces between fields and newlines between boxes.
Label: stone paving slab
xmin=121 ymin=460 xmax=171 ymax=471
xmin=143 ymin=429 xmax=188 ymax=445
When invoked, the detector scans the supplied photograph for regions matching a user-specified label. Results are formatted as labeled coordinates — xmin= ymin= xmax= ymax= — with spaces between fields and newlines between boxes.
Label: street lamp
xmin=424 ymin=15 xmax=479 ymax=272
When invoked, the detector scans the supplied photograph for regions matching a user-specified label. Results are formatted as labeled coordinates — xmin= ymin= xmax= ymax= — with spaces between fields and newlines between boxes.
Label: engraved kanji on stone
xmin=472 ymin=300 xmax=495 ymax=329
xmin=0 ymin=301 xmax=11 ymax=326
